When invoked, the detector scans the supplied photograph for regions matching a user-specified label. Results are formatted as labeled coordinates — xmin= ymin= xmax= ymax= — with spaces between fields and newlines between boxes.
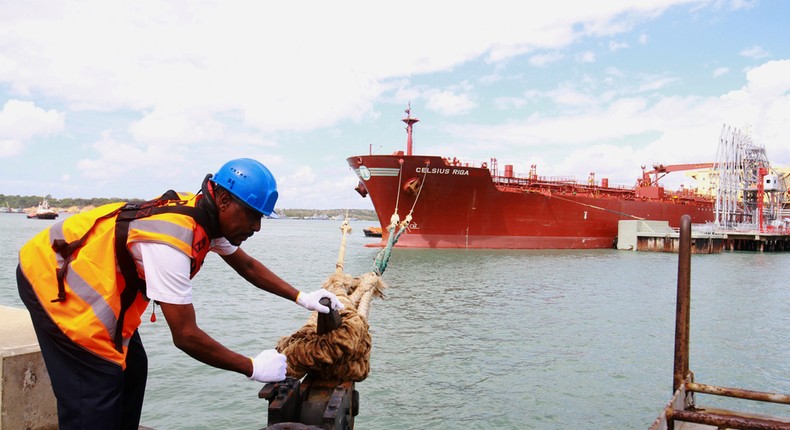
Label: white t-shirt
xmin=129 ymin=238 xmax=238 ymax=305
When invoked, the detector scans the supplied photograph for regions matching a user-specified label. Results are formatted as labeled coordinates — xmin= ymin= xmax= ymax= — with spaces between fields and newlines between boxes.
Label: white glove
xmin=296 ymin=289 xmax=345 ymax=313
xmin=248 ymin=349 xmax=287 ymax=383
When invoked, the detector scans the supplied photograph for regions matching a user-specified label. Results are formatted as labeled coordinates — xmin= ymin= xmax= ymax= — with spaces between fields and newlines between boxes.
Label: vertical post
xmin=335 ymin=219 xmax=351 ymax=274
xmin=673 ymin=215 xmax=692 ymax=393
xmin=402 ymin=104 xmax=419 ymax=156
xmin=757 ymin=167 xmax=767 ymax=232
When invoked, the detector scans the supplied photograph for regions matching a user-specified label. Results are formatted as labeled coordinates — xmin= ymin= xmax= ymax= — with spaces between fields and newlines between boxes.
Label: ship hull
xmin=347 ymin=154 xmax=715 ymax=249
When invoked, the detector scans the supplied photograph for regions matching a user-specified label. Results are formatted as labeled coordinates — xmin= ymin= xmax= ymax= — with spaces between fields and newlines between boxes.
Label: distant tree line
xmin=275 ymin=208 xmax=377 ymax=221
xmin=1 ymin=194 xmax=378 ymax=221
xmin=1 ymin=194 xmax=146 ymax=210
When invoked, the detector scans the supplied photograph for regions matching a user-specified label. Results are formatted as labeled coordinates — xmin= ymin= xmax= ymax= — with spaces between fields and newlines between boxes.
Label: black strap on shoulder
xmin=112 ymin=190 xmax=218 ymax=352
xmin=51 ymin=206 xmax=125 ymax=303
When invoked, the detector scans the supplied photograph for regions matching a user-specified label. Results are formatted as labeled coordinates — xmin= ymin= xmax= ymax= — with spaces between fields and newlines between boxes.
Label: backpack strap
xmin=51 ymin=206 xmax=125 ymax=303
xmin=112 ymin=189 xmax=218 ymax=352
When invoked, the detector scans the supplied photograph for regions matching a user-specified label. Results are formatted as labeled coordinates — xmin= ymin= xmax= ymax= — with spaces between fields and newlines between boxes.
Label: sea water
xmin=1 ymin=213 xmax=787 ymax=429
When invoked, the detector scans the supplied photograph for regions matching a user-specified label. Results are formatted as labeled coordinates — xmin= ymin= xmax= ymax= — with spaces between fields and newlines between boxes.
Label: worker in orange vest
xmin=16 ymin=158 xmax=344 ymax=429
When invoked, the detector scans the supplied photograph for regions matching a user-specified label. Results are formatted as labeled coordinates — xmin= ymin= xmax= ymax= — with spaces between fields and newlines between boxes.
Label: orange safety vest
xmin=18 ymin=190 xmax=217 ymax=368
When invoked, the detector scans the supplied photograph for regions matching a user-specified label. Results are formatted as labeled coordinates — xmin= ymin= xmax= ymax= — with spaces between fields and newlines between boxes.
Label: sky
xmin=1 ymin=0 xmax=788 ymax=210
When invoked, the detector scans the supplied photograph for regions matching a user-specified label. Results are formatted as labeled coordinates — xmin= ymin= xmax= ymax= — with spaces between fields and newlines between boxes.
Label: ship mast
xmin=402 ymin=103 xmax=419 ymax=156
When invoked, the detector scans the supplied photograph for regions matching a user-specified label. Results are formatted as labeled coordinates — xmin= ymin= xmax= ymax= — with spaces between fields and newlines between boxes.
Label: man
xmin=16 ymin=158 xmax=343 ymax=429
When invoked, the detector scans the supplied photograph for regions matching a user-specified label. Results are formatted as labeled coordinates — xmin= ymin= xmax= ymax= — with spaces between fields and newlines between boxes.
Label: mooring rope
xmin=276 ymin=217 xmax=386 ymax=381
xmin=373 ymin=165 xmax=429 ymax=276
xmin=275 ymin=164 xmax=429 ymax=381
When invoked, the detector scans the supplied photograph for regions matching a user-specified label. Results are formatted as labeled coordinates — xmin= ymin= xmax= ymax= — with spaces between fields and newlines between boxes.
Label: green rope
xmin=372 ymin=161 xmax=427 ymax=276
xmin=373 ymin=216 xmax=410 ymax=276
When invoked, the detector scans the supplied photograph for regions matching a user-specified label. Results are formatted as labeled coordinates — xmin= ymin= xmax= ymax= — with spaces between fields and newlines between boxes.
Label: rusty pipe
xmin=673 ymin=215 xmax=692 ymax=393
xmin=669 ymin=409 xmax=790 ymax=430
xmin=687 ymin=382 xmax=790 ymax=405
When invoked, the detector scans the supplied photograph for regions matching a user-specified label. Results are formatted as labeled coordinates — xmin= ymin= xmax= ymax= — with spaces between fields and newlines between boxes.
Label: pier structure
xmin=722 ymin=230 xmax=790 ymax=252
xmin=617 ymin=220 xmax=726 ymax=254
xmin=617 ymin=220 xmax=790 ymax=253
xmin=0 ymin=305 xmax=57 ymax=429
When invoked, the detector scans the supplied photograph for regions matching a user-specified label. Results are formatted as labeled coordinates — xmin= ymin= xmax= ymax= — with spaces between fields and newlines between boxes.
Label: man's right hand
xmin=249 ymin=349 xmax=287 ymax=382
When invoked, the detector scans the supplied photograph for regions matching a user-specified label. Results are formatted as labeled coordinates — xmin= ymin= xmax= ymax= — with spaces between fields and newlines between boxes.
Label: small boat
xmin=363 ymin=227 xmax=382 ymax=237
xmin=27 ymin=198 xmax=58 ymax=220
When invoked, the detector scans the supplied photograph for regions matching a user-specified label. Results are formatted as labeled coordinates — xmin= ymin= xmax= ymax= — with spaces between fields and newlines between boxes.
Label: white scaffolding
xmin=713 ymin=124 xmax=786 ymax=229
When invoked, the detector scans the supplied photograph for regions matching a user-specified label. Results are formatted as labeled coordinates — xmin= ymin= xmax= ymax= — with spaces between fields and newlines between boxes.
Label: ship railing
xmin=443 ymin=157 xmax=486 ymax=168
xmin=492 ymin=175 xmax=641 ymax=197
xmin=492 ymin=174 xmax=581 ymax=185
xmin=690 ymin=223 xmax=717 ymax=235
xmin=492 ymin=174 xmax=637 ymax=191
xmin=664 ymin=224 xmax=724 ymax=236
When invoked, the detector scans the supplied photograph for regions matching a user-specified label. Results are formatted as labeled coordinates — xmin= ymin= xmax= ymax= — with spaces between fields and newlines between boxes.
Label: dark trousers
xmin=17 ymin=264 xmax=147 ymax=430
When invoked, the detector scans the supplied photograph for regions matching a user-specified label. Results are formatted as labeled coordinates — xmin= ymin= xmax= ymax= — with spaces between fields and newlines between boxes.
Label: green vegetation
xmin=276 ymin=208 xmax=377 ymax=221
xmin=0 ymin=194 xmax=146 ymax=210
xmin=1 ymin=194 xmax=378 ymax=220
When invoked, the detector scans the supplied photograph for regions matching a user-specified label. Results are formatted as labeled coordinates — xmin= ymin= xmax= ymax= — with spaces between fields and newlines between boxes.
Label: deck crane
xmin=638 ymin=163 xmax=715 ymax=187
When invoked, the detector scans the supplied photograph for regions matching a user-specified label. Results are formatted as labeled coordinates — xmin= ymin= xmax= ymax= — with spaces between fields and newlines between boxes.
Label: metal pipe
xmin=669 ymin=409 xmax=790 ymax=430
xmin=673 ymin=215 xmax=692 ymax=393
xmin=687 ymin=382 xmax=790 ymax=405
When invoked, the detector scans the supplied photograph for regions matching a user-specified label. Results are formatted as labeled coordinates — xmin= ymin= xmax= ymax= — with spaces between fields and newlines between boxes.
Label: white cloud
xmin=559 ymin=144 xmax=637 ymax=181
xmin=529 ymin=52 xmax=564 ymax=67
xmin=0 ymin=1 xmax=695 ymax=138
xmin=130 ymin=108 xmax=226 ymax=145
xmin=494 ymin=97 xmax=528 ymax=110
xmin=0 ymin=100 xmax=64 ymax=138
xmin=0 ymin=139 xmax=23 ymax=157
xmin=577 ymin=51 xmax=596 ymax=63
xmin=720 ymin=60 xmax=790 ymax=157
xmin=276 ymin=164 xmax=361 ymax=209
xmin=548 ymin=86 xmax=599 ymax=107
xmin=739 ymin=45 xmax=769 ymax=59
xmin=713 ymin=67 xmax=730 ymax=77
xmin=426 ymin=90 xmax=477 ymax=116
xmin=728 ymin=0 xmax=757 ymax=11
xmin=609 ymin=40 xmax=629 ymax=51
xmin=605 ymin=67 xmax=626 ymax=78
xmin=77 ymin=131 xmax=189 ymax=183
xmin=0 ymin=99 xmax=65 ymax=157
xmin=637 ymin=76 xmax=678 ymax=92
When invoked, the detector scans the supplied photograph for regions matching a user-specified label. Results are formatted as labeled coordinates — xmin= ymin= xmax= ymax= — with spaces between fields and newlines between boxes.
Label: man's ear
xmin=216 ymin=189 xmax=232 ymax=211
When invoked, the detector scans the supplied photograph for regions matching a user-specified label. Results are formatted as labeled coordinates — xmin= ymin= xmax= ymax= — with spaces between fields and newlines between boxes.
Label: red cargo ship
xmin=347 ymin=108 xmax=715 ymax=249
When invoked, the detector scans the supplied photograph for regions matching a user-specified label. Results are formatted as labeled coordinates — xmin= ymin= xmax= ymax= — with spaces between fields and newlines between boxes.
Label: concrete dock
xmin=617 ymin=220 xmax=790 ymax=253
xmin=617 ymin=220 xmax=726 ymax=254
xmin=0 ymin=305 xmax=57 ymax=429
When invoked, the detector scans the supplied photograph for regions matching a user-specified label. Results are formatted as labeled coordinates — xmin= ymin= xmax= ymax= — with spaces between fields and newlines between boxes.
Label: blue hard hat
xmin=212 ymin=158 xmax=278 ymax=216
